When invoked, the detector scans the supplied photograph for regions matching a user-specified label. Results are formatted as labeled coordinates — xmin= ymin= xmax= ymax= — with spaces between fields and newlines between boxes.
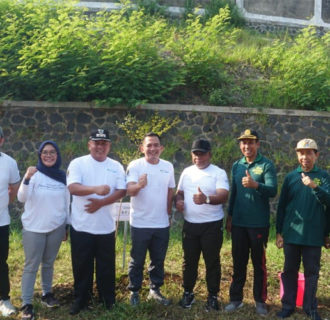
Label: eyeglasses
xmin=41 ymin=150 xmax=57 ymax=156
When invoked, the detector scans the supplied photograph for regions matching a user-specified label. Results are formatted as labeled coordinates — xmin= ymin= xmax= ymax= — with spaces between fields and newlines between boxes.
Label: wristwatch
xmin=206 ymin=196 xmax=210 ymax=204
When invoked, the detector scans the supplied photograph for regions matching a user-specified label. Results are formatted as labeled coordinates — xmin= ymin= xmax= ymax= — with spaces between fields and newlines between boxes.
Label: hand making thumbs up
xmin=301 ymin=173 xmax=317 ymax=189
xmin=242 ymin=170 xmax=258 ymax=189
xmin=193 ymin=187 xmax=207 ymax=205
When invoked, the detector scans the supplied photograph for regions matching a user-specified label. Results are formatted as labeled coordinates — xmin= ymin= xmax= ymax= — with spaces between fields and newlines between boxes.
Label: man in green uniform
xmin=225 ymin=129 xmax=277 ymax=316
xmin=276 ymin=138 xmax=330 ymax=320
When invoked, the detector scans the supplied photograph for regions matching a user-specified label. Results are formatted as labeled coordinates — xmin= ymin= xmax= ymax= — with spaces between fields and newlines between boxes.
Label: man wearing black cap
xmin=0 ymin=126 xmax=20 ymax=317
xmin=67 ymin=129 xmax=126 ymax=315
xmin=225 ymin=129 xmax=277 ymax=316
xmin=175 ymin=139 xmax=229 ymax=311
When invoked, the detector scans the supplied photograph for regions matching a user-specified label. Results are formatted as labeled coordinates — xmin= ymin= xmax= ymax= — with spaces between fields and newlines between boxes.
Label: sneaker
xmin=147 ymin=289 xmax=171 ymax=306
xmin=0 ymin=299 xmax=16 ymax=316
xmin=276 ymin=308 xmax=294 ymax=318
xmin=41 ymin=292 xmax=60 ymax=308
xmin=21 ymin=304 xmax=34 ymax=320
xmin=205 ymin=295 xmax=219 ymax=312
xmin=130 ymin=292 xmax=140 ymax=306
xmin=179 ymin=291 xmax=195 ymax=309
xmin=256 ymin=302 xmax=268 ymax=316
xmin=224 ymin=301 xmax=244 ymax=312
xmin=306 ymin=310 xmax=322 ymax=320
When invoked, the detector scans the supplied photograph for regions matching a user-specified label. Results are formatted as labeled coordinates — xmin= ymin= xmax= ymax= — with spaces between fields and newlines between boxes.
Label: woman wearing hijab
xmin=17 ymin=141 xmax=69 ymax=320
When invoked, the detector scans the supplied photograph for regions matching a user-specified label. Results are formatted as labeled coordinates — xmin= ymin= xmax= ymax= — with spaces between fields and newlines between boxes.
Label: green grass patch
xmin=6 ymin=219 xmax=330 ymax=320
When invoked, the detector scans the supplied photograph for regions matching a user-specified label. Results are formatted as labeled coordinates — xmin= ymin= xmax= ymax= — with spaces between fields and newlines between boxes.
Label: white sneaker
xmin=0 ymin=299 xmax=16 ymax=316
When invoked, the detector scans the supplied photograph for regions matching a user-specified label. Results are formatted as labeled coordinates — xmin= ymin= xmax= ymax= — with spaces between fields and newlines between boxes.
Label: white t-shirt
xmin=67 ymin=155 xmax=126 ymax=234
xmin=0 ymin=152 xmax=20 ymax=226
xmin=17 ymin=172 xmax=69 ymax=232
xmin=126 ymin=158 xmax=175 ymax=228
xmin=177 ymin=164 xmax=229 ymax=223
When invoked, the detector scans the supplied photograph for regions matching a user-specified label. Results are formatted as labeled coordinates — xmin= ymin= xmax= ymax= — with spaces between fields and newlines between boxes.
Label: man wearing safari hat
xmin=225 ymin=129 xmax=277 ymax=316
xmin=67 ymin=129 xmax=126 ymax=315
xmin=276 ymin=139 xmax=330 ymax=320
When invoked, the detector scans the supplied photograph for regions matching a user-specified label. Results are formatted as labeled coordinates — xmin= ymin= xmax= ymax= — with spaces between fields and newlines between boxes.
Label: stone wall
xmin=1 ymin=101 xmax=329 ymax=221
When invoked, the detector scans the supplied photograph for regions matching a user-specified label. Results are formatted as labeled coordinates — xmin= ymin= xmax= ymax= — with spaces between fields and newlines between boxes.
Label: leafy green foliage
xmin=116 ymin=113 xmax=181 ymax=165
xmin=202 ymin=0 xmax=245 ymax=27
xmin=253 ymin=27 xmax=330 ymax=110
xmin=167 ymin=6 xmax=240 ymax=91
xmin=0 ymin=0 xmax=184 ymax=106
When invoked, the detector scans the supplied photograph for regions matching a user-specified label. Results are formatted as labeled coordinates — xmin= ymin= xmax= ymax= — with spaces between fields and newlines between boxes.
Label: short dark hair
xmin=143 ymin=132 xmax=161 ymax=143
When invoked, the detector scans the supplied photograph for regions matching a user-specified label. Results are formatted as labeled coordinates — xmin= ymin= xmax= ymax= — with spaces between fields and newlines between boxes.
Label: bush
xmin=167 ymin=6 xmax=240 ymax=91
xmin=253 ymin=27 xmax=330 ymax=110
xmin=0 ymin=0 xmax=184 ymax=106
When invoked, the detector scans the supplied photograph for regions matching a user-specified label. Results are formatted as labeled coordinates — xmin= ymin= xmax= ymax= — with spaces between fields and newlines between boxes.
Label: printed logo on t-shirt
xmin=160 ymin=169 xmax=170 ymax=174
xmin=252 ymin=166 xmax=263 ymax=175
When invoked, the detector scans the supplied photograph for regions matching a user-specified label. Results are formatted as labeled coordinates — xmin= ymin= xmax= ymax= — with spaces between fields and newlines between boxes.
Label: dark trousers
xmin=70 ymin=227 xmax=116 ymax=306
xmin=182 ymin=219 xmax=223 ymax=296
xmin=128 ymin=226 xmax=169 ymax=292
xmin=0 ymin=225 xmax=10 ymax=300
xmin=281 ymin=243 xmax=321 ymax=314
xmin=230 ymin=226 xmax=268 ymax=303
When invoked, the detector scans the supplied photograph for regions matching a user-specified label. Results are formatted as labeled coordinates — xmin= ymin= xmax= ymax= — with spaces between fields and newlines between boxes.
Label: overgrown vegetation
xmin=0 ymin=0 xmax=329 ymax=110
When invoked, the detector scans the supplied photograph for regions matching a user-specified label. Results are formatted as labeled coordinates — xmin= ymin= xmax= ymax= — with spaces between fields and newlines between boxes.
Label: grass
xmin=4 ymin=218 xmax=330 ymax=320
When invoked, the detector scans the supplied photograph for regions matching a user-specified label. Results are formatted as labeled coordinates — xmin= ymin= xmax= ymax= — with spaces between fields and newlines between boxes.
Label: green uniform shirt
xmin=276 ymin=166 xmax=330 ymax=247
xmin=228 ymin=153 xmax=277 ymax=227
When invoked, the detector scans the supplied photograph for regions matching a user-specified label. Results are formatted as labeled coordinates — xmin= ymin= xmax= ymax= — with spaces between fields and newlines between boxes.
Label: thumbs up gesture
xmin=301 ymin=173 xmax=317 ymax=189
xmin=193 ymin=187 xmax=207 ymax=205
xmin=242 ymin=170 xmax=258 ymax=189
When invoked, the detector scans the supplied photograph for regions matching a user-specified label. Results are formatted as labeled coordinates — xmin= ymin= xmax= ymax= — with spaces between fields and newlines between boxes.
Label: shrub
xmin=0 ymin=0 xmax=184 ymax=105
xmin=167 ymin=6 xmax=240 ymax=91
xmin=253 ymin=27 xmax=330 ymax=110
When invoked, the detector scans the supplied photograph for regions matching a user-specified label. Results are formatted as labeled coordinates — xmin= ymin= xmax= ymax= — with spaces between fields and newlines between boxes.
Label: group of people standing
xmin=0 ymin=125 xmax=329 ymax=320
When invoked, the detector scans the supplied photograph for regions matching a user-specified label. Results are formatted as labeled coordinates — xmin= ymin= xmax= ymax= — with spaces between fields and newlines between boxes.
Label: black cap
xmin=89 ymin=129 xmax=111 ymax=142
xmin=237 ymin=129 xmax=259 ymax=140
xmin=191 ymin=139 xmax=211 ymax=153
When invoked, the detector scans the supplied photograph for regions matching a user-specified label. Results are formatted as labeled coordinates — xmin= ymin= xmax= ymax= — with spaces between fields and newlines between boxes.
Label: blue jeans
xmin=128 ymin=226 xmax=169 ymax=292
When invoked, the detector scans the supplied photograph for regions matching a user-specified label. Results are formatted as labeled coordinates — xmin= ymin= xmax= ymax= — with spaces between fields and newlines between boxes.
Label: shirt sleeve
xmin=126 ymin=161 xmax=139 ymax=184
xmin=312 ymin=173 xmax=330 ymax=207
xmin=216 ymin=169 xmax=229 ymax=191
xmin=168 ymin=164 xmax=176 ymax=189
xmin=228 ymin=164 xmax=236 ymax=216
xmin=177 ymin=170 xmax=185 ymax=192
xmin=116 ymin=163 xmax=126 ymax=190
xmin=66 ymin=159 xmax=82 ymax=186
xmin=276 ymin=176 xmax=289 ymax=234
xmin=17 ymin=174 xmax=35 ymax=203
xmin=9 ymin=159 xmax=20 ymax=185
xmin=256 ymin=161 xmax=277 ymax=198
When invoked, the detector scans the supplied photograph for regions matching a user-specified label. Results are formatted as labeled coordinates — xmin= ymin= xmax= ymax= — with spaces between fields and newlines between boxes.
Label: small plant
xmin=116 ymin=112 xmax=181 ymax=165
xmin=202 ymin=0 xmax=245 ymax=26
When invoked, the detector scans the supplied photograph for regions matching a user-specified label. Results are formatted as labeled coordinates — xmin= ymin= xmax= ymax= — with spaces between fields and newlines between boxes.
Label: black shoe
xmin=21 ymin=304 xmax=34 ymax=320
xmin=276 ymin=308 xmax=294 ymax=318
xmin=179 ymin=291 xmax=195 ymax=309
xmin=306 ymin=310 xmax=322 ymax=320
xmin=41 ymin=292 xmax=60 ymax=308
xmin=205 ymin=295 xmax=219 ymax=312
xmin=69 ymin=300 xmax=88 ymax=315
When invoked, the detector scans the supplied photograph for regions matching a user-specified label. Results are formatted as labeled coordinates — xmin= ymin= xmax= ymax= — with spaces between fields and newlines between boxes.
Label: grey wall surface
xmin=1 ymin=102 xmax=329 ymax=220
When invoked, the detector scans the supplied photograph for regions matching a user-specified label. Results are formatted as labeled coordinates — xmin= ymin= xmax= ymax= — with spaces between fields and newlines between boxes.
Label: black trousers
xmin=0 ymin=225 xmax=10 ymax=300
xmin=281 ymin=243 xmax=321 ymax=314
xmin=230 ymin=226 xmax=268 ymax=303
xmin=128 ymin=227 xmax=169 ymax=292
xmin=182 ymin=219 xmax=223 ymax=296
xmin=70 ymin=227 xmax=116 ymax=306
